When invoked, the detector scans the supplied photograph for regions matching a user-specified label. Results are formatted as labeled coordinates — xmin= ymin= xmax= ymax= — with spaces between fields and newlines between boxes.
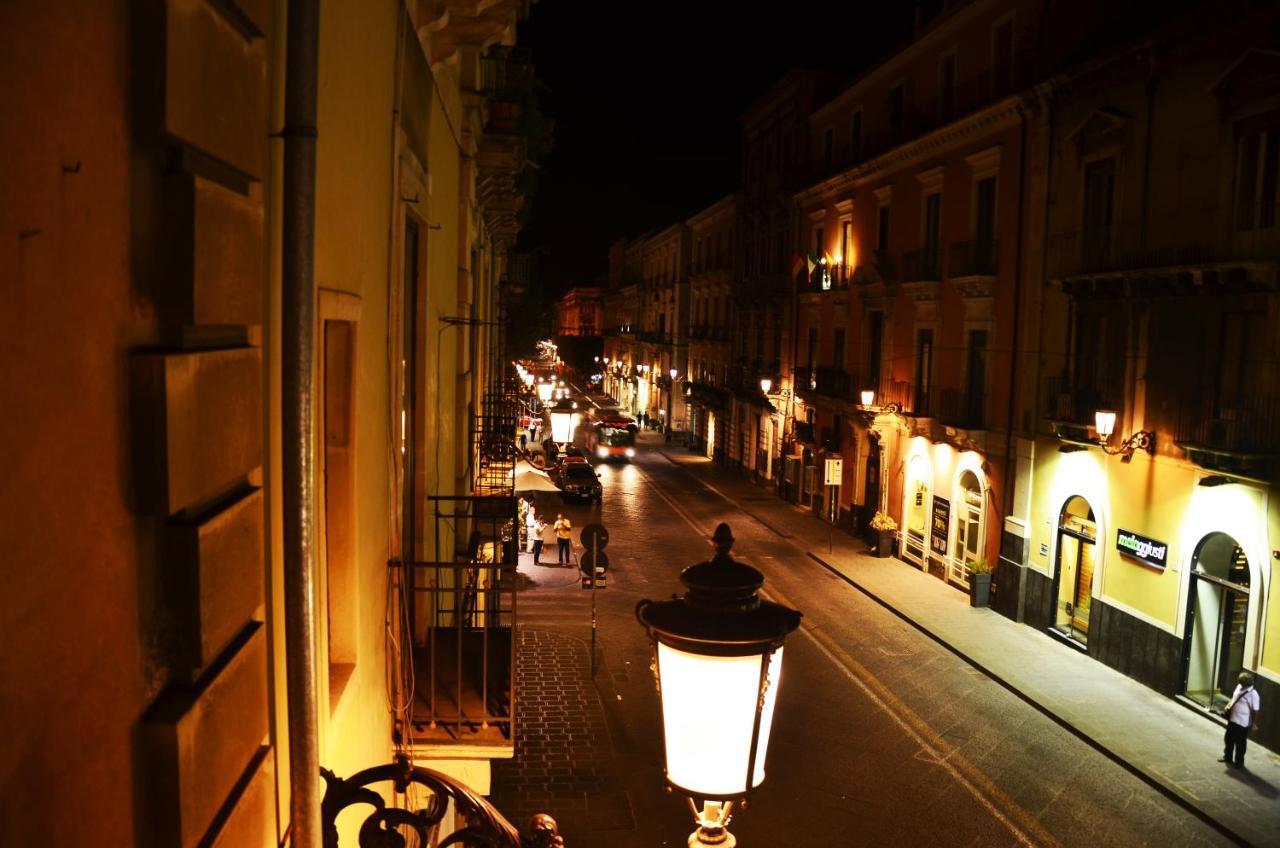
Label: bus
xmin=583 ymin=414 xmax=637 ymax=461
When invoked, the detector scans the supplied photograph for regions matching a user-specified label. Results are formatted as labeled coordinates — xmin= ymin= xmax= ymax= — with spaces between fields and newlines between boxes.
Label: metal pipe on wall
xmin=281 ymin=0 xmax=321 ymax=844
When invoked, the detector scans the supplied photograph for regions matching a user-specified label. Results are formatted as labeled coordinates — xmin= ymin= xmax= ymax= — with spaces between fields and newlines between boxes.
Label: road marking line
xmin=636 ymin=460 xmax=1056 ymax=848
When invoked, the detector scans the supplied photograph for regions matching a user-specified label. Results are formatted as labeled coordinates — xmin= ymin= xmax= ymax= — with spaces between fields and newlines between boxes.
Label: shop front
xmin=1018 ymin=439 xmax=1278 ymax=751
xmin=898 ymin=437 xmax=993 ymax=590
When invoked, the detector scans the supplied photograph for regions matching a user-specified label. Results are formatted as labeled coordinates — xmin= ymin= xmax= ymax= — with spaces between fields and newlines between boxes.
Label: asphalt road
xmin=495 ymin=440 xmax=1229 ymax=847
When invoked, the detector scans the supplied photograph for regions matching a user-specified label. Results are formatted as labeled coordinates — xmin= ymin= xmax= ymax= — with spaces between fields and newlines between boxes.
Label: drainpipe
xmin=1001 ymin=91 xmax=1033 ymax=624
xmin=281 ymin=0 xmax=321 ymax=845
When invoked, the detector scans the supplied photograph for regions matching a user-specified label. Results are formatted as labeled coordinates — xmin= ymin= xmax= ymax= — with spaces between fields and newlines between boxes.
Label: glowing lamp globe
xmin=759 ymin=378 xmax=772 ymax=395
xmin=635 ymin=532 xmax=801 ymax=805
xmin=549 ymin=399 xmax=578 ymax=444
xmin=670 ymin=368 xmax=678 ymax=380
xmin=1095 ymin=409 xmax=1117 ymax=440
xmin=537 ymin=381 xmax=554 ymax=403
xmin=860 ymin=389 xmax=875 ymax=407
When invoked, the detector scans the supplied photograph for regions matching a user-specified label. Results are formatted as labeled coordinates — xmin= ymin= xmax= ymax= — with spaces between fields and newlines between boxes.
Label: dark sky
xmin=515 ymin=1 xmax=917 ymax=298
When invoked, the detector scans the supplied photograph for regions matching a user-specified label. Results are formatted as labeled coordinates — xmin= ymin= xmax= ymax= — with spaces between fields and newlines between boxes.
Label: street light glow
xmin=760 ymin=378 xmax=772 ymax=394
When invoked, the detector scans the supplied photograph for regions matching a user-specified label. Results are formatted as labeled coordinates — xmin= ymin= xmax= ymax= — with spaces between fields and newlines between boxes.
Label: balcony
xmin=1048 ymin=206 xmax=1280 ymax=295
xmin=794 ymin=366 xmax=860 ymax=405
xmin=1174 ymin=392 xmax=1280 ymax=477
xmin=948 ymin=238 xmax=998 ymax=297
xmin=796 ymin=264 xmax=852 ymax=295
xmin=402 ymin=495 xmax=517 ymax=751
xmin=901 ymin=247 xmax=942 ymax=299
xmin=937 ymin=387 xmax=988 ymax=431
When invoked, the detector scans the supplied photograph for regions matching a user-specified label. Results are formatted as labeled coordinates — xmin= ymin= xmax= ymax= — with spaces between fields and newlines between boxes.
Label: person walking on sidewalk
xmin=531 ymin=515 xmax=550 ymax=564
xmin=1220 ymin=671 xmax=1262 ymax=769
xmin=554 ymin=513 xmax=573 ymax=564
xmin=524 ymin=502 xmax=539 ymax=553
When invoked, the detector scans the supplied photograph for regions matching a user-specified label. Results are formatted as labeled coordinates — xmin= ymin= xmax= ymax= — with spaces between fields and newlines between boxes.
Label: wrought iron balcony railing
xmin=948 ymin=238 xmax=998 ymax=277
xmin=901 ymin=247 xmax=942 ymax=283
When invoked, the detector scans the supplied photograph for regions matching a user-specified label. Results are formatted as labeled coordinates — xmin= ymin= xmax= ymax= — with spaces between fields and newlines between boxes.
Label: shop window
xmin=1184 ymin=533 xmax=1251 ymax=712
xmin=953 ymin=471 xmax=983 ymax=567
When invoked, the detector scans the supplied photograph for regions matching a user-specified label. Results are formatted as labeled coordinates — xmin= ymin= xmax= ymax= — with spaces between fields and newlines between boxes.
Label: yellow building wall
xmin=266 ymin=0 xmax=400 ymax=841
xmin=1264 ymin=498 xmax=1280 ymax=678
xmin=1028 ymin=435 xmax=1276 ymax=666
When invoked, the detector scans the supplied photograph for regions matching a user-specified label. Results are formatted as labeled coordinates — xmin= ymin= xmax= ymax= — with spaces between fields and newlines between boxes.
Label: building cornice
xmin=794 ymin=96 xmax=1024 ymax=207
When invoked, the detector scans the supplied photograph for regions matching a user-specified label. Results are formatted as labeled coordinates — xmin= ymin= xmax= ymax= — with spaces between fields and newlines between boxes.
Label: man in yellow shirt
xmin=554 ymin=514 xmax=572 ymax=564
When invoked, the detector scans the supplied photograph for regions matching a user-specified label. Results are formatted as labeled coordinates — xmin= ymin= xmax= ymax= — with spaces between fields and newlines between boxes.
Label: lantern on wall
xmin=636 ymin=524 xmax=801 ymax=847
xmin=1094 ymin=409 xmax=1117 ymax=440
xmin=759 ymin=378 xmax=772 ymax=395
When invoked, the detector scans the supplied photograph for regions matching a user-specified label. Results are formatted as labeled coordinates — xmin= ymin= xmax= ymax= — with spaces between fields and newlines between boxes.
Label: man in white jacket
xmin=1220 ymin=671 xmax=1262 ymax=769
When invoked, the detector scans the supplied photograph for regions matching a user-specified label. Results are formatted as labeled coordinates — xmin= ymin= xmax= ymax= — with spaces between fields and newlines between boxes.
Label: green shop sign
xmin=1116 ymin=528 xmax=1168 ymax=570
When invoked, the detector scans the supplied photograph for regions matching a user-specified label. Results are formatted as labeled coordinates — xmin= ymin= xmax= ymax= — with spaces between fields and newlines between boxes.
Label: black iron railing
xmin=901 ymin=247 xmax=942 ymax=282
xmin=949 ymin=238 xmax=998 ymax=277
xmin=937 ymin=387 xmax=988 ymax=430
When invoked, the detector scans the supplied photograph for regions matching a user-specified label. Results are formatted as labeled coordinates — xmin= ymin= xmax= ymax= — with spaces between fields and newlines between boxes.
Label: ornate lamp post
xmin=1093 ymin=408 xmax=1155 ymax=461
xmin=636 ymin=524 xmax=802 ymax=847
xmin=549 ymin=397 xmax=579 ymax=446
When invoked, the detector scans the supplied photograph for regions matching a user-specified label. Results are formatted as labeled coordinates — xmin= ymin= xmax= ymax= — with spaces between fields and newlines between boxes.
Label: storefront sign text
xmin=1116 ymin=528 xmax=1168 ymax=570
xmin=931 ymin=497 xmax=950 ymax=557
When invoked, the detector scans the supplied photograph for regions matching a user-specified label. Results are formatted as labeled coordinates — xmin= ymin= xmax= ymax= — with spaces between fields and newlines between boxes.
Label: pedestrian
xmin=531 ymin=515 xmax=549 ymax=564
xmin=554 ymin=513 xmax=573 ymax=564
xmin=524 ymin=502 xmax=538 ymax=552
xmin=1220 ymin=671 xmax=1262 ymax=769
xmin=519 ymin=432 xmax=527 ymax=451
xmin=538 ymin=514 xmax=557 ymax=565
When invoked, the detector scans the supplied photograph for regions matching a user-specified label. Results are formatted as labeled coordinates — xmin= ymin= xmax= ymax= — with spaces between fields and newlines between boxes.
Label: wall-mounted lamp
xmin=760 ymin=378 xmax=772 ymax=394
xmin=860 ymin=389 xmax=875 ymax=407
xmin=1093 ymin=409 xmax=1155 ymax=462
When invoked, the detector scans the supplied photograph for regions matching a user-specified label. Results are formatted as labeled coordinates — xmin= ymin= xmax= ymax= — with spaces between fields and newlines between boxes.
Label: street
xmin=491 ymin=438 xmax=1230 ymax=847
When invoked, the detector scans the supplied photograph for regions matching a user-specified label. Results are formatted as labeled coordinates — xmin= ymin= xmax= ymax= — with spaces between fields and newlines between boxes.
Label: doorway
xmin=1183 ymin=532 xmax=1251 ymax=712
xmin=902 ymin=454 xmax=932 ymax=569
xmin=1052 ymin=496 xmax=1096 ymax=644
xmin=950 ymin=470 xmax=984 ymax=588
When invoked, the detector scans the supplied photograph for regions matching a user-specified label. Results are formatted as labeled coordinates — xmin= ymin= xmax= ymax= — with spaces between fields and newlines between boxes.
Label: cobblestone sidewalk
xmin=489 ymin=629 xmax=635 ymax=843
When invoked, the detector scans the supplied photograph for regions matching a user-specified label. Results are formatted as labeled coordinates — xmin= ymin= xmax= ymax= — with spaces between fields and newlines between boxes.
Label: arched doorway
xmin=1053 ymin=495 xmax=1096 ymax=644
xmin=902 ymin=454 xmax=932 ymax=569
xmin=864 ymin=435 xmax=882 ymax=540
xmin=950 ymin=470 xmax=985 ymax=586
xmin=1183 ymin=532 xmax=1252 ymax=712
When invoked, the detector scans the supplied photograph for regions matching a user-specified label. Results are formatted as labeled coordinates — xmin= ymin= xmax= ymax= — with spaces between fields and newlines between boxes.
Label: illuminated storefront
xmin=898 ymin=438 xmax=993 ymax=590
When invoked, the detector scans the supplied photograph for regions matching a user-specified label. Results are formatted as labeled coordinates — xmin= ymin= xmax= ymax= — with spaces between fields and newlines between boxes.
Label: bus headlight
xmin=625 ymin=448 xmax=636 ymax=458
xmin=597 ymin=447 xmax=609 ymax=458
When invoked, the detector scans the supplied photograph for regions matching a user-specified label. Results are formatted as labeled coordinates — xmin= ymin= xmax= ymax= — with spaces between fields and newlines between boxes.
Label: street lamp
xmin=636 ymin=524 xmax=802 ymax=848
xmin=537 ymin=381 xmax=554 ymax=403
xmin=759 ymin=378 xmax=772 ymax=395
xmin=1093 ymin=408 xmax=1155 ymax=461
xmin=549 ymin=398 xmax=579 ymax=445
xmin=860 ymin=389 xmax=874 ymax=407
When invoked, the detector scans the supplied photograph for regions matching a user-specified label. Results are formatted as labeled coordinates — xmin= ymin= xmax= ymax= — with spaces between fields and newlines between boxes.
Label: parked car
xmin=555 ymin=460 xmax=602 ymax=504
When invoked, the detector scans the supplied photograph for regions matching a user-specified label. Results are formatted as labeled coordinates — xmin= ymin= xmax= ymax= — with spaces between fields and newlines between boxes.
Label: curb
xmin=804 ymin=550 xmax=1251 ymax=848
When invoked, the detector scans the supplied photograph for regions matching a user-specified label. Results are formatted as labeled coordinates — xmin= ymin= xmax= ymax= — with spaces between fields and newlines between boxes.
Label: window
xmin=992 ymin=18 xmax=1013 ymax=96
xmin=914 ymin=328 xmax=934 ymax=413
xmin=807 ymin=327 xmax=818 ymax=368
xmin=850 ymin=110 xmax=863 ymax=162
xmin=823 ymin=127 xmax=834 ymax=174
xmin=1234 ymin=115 xmax=1279 ymax=230
xmin=867 ymin=312 xmax=884 ymax=389
xmin=965 ymin=330 xmax=988 ymax=425
xmin=889 ymin=84 xmax=905 ymax=140
xmin=923 ymin=193 xmax=941 ymax=277
xmin=1217 ymin=311 xmax=1266 ymax=410
xmin=940 ymin=52 xmax=957 ymax=122
xmin=814 ymin=225 xmax=825 ymax=258
xmin=840 ymin=220 xmax=852 ymax=269
xmin=833 ymin=328 xmax=846 ymax=371
xmin=877 ymin=204 xmax=891 ymax=252
xmin=1082 ymin=157 xmax=1116 ymax=270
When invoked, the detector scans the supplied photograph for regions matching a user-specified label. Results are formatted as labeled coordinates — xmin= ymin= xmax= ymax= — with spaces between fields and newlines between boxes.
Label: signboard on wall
xmin=824 ymin=457 xmax=843 ymax=486
xmin=930 ymin=497 xmax=951 ymax=557
xmin=1116 ymin=528 xmax=1168 ymax=570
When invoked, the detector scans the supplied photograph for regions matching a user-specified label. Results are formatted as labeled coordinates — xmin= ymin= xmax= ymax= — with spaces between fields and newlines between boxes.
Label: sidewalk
xmin=653 ymin=444 xmax=1280 ymax=847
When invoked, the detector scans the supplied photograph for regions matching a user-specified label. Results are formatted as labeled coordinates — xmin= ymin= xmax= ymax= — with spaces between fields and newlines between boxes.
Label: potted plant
xmin=870 ymin=512 xmax=897 ymax=558
xmin=968 ymin=558 xmax=993 ymax=608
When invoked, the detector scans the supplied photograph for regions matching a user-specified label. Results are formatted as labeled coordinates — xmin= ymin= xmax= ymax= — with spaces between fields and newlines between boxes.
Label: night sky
xmin=515 ymin=1 xmax=917 ymax=300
